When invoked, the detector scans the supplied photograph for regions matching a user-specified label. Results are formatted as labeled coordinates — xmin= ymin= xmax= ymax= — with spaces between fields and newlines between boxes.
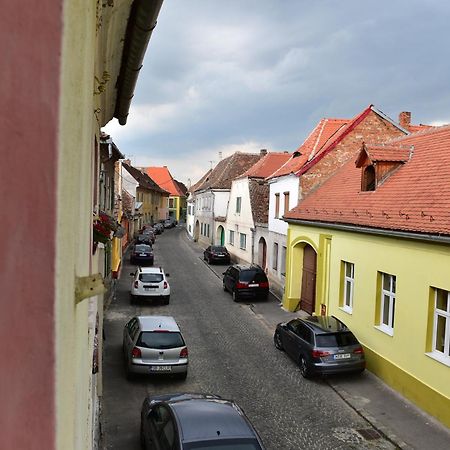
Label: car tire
xmin=208 ymin=257 xmax=212 ymax=265
xmin=232 ymin=289 xmax=239 ymax=302
xmin=274 ymin=332 xmax=284 ymax=351
xmin=163 ymin=295 xmax=170 ymax=305
xmin=140 ymin=424 xmax=145 ymax=449
xmin=223 ymin=282 xmax=227 ymax=292
xmin=176 ymin=372 xmax=187 ymax=380
xmin=299 ymin=355 xmax=313 ymax=379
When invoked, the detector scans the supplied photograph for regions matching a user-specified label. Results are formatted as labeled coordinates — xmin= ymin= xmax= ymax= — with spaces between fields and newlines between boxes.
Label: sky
xmin=104 ymin=0 xmax=450 ymax=187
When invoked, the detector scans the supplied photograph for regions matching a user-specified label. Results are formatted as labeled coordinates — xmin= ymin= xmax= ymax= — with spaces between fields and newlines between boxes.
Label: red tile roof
xmin=284 ymin=125 xmax=450 ymax=236
xmin=141 ymin=166 xmax=185 ymax=197
xmin=268 ymin=117 xmax=352 ymax=178
xmin=240 ymin=152 xmax=291 ymax=178
xmin=355 ymin=144 xmax=411 ymax=166
xmin=249 ymin=179 xmax=270 ymax=224
xmin=122 ymin=163 xmax=169 ymax=194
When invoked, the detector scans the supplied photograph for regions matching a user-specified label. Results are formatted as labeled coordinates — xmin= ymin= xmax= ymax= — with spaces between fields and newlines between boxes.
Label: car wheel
xmin=274 ymin=332 xmax=284 ymax=351
xmin=140 ymin=423 xmax=145 ymax=449
xmin=299 ymin=355 xmax=312 ymax=379
xmin=223 ymin=282 xmax=227 ymax=292
xmin=232 ymin=289 xmax=239 ymax=302
xmin=208 ymin=257 xmax=212 ymax=264
xmin=176 ymin=371 xmax=187 ymax=380
xmin=163 ymin=295 xmax=170 ymax=305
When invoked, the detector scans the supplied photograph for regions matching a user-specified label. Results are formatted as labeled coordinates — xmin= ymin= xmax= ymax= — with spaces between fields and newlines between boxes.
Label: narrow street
xmin=102 ymin=226 xmax=397 ymax=450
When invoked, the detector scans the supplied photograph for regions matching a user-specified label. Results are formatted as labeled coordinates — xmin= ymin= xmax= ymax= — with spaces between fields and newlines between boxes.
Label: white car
xmin=130 ymin=266 xmax=170 ymax=304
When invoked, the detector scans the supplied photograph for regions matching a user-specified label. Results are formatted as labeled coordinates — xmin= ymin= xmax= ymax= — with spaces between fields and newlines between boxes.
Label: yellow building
xmin=283 ymin=127 xmax=450 ymax=427
xmin=0 ymin=1 xmax=164 ymax=449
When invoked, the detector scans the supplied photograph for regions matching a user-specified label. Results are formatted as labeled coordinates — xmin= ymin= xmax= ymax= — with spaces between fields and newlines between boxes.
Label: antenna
xmin=218 ymin=151 xmax=222 ymax=160
xmin=209 ymin=160 xmax=214 ymax=169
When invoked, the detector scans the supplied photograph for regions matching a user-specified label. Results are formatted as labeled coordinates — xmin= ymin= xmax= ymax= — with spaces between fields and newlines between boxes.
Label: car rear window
xmin=137 ymin=332 xmax=184 ymax=349
xmin=135 ymin=244 xmax=151 ymax=252
xmin=139 ymin=273 xmax=163 ymax=283
xmin=315 ymin=332 xmax=358 ymax=347
xmin=184 ymin=438 xmax=262 ymax=449
xmin=212 ymin=246 xmax=227 ymax=252
xmin=239 ymin=270 xmax=267 ymax=283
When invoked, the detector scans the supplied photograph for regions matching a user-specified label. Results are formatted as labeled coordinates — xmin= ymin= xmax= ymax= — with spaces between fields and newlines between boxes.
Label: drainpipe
xmin=115 ymin=0 xmax=164 ymax=125
xmin=250 ymin=227 xmax=256 ymax=265
xmin=211 ymin=191 xmax=215 ymax=245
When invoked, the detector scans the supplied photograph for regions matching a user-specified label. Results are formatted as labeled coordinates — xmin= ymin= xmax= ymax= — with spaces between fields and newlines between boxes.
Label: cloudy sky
xmin=104 ymin=0 xmax=450 ymax=187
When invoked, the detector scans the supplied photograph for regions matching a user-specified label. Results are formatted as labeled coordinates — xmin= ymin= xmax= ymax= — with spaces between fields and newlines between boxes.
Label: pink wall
xmin=0 ymin=2 xmax=62 ymax=448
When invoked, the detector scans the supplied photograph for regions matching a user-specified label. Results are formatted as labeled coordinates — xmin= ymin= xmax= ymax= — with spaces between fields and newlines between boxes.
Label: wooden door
xmin=258 ymin=238 xmax=267 ymax=270
xmin=300 ymin=245 xmax=316 ymax=314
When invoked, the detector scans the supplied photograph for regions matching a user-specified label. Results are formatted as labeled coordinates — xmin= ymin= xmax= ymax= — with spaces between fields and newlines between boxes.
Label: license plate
xmin=150 ymin=366 xmax=171 ymax=372
xmin=248 ymin=283 xmax=258 ymax=287
xmin=334 ymin=353 xmax=351 ymax=360
xmin=144 ymin=287 xmax=157 ymax=291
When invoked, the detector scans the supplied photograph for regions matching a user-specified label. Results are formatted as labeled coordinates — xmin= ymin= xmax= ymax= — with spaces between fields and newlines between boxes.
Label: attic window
xmin=362 ymin=165 xmax=375 ymax=191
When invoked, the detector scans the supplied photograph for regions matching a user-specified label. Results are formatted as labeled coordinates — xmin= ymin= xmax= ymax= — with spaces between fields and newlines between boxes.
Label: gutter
xmin=283 ymin=218 xmax=450 ymax=245
xmin=114 ymin=0 xmax=164 ymax=125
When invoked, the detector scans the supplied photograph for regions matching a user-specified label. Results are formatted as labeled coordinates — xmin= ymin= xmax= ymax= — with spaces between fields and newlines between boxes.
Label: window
xmin=273 ymin=243 xmax=279 ymax=270
xmin=168 ymin=198 xmax=175 ymax=208
xmin=236 ymin=196 xmax=241 ymax=213
xmin=207 ymin=224 xmax=210 ymax=238
xmin=281 ymin=246 xmax=286 ymax=277
xmin=430 ymin=288 xmax=450 ymax=364
xmin=283 ymin=191 xmax=290 ymax=215
xmin=362 ymin=165 xmax=376 ymax=191
xmin=377 ymin=272 xmax=396 ymax=335
xmin=275 ymin=193 xmax=280 ymax=218
xmin=239 ymin=233 xmax=246 ymax=250
xmin=229 ymin=230 xmax=234 ymax=246
xmin=341 ymin=262 xmax=354 ymax=313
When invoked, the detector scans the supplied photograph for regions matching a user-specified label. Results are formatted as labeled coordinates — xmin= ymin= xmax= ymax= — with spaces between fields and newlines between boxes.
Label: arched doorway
xmin=217 ymin=225 xmax=225 ymax=245
xmin=194 ymin=220 xmax=200 ymax=242
xmin=258 ymin=237 xmax=267 ymax=270
xmin=300 ymin=244 xmax=317 ymax=314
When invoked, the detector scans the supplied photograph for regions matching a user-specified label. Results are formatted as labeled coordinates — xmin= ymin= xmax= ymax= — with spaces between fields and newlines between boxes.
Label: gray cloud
xmin=104 ymin=0 xmax=450 ymax=185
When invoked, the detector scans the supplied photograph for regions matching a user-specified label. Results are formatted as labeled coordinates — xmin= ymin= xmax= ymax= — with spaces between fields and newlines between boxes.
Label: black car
xmin=274 ymin=316 xmax=366 ymax=378
xmin=136 ymin=234 xmax=152 ymax=245
xmin=140 ymin=393 xmax=265 ymax=450
xmin=203 ymin=245 xmax=231 ymax=264
xmin=222 ymin=264 xmax=269 ymax=302
xmin=130 ymin=244 xmax=154 ymax=266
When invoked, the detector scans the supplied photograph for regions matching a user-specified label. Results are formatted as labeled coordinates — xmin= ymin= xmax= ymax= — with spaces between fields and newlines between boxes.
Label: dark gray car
xmin=140 ymin=393 xmax=265 ymax=449
xmin=274 ymin=316 xmax=365 ymax=378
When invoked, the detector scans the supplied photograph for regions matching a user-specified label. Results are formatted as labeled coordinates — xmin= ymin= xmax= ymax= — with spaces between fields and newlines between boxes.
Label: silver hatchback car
xmin=123 ymin=316 xmax=188 ymax=380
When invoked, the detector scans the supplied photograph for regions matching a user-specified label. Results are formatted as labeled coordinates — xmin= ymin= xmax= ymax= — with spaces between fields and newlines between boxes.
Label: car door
xmin=124 ymin=318 xmax=139 ymax=362
xmin=282 ymin=320 xmax=301 ymax=358
xmin=149 ymin=405 xmax=178 ymax=450
xmin=295 ymin=323 xmax=313 ymax=362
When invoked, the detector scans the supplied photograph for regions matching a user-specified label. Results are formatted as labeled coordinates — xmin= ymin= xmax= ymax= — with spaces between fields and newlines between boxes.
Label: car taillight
xmin=312 ymin=349 xmax=331 ymax=358
xmin=179 ymin=347 xmax=188 ymax=358
xmin=163 ymin=281 xmax=168 ymax=289
xmin=236 ymin=282 xmax=248 ymax=289
xmin=134 ymin=281 xmax=139 ymax=288
xmin=259 ymin=281 xmax=269 ymax=288
xmin=353 ymin=347 xmax=364 ymax=354
xmin=131 ymin=347 xmax=141 ymax=358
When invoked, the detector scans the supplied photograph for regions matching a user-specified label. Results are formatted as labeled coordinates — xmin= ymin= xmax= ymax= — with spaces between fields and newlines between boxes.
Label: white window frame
xmin=428 ymin=288 xmax=450 ymax=366
xmin=239 ymin=233 xmax=246 ymax=250
xmin=377 ymin=272 xmax=396 ymax=336
xmin=229 ymin=230 xmax=234 ymax=246
xmin=342 ymin=261 xmax=354 ymax=314
xmin=236 ymin=197 xmax=241 ymax=214
xmin=272 ymin=243 xmax=279 ymax=270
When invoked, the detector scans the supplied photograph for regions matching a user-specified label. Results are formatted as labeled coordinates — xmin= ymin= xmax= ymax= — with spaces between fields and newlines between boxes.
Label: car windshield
xmin=137 ymin=332 xmax=184 ymax=349
xmin=184 ymin=438 xmax=262 ymax=450
xmin=135 ymin=245 xmax=151 ymax=252
xmin=139 ymin=273 xmax=163 ymax=282
xmin=212 ymin=246 xmax=227 ymax=252
xmin=239 ymin=270 xmax=266 ymax=283
xmin=315 ymin=332 xmax=358 ymax=347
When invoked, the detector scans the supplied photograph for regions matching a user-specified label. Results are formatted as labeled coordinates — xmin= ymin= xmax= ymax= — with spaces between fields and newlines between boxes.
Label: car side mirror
xmin=130 ymin=272 xmax=135 ymax=276
xmin=222 ymin=272 xmax=227 ymax=275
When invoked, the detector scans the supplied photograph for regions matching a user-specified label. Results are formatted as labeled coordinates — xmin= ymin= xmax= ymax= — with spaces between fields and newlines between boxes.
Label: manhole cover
xmin=357 ymin=428 xmax=381 ymax=440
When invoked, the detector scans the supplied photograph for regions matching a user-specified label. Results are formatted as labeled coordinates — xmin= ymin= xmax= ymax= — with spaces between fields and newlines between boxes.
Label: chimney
xmin=260 ymin=149 xmax=268 ymax=156
xmin=399 ymin=111 xmax=411 ymax=129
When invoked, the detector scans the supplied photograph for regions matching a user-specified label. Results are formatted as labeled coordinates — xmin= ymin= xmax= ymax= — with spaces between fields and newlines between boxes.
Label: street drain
xmin=357 ymin=428 xmax=382 ymax=440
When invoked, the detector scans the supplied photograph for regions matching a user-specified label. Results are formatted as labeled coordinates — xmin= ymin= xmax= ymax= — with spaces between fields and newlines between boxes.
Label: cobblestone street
xmin=102 ymin=227 xmax=398 ymax=450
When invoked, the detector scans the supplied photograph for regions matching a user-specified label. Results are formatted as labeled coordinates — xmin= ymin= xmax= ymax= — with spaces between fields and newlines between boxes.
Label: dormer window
xmin=355 ymin=143 xmax=412 ymax=193
xmin=362 ymin=165 xmax=376 ymax=191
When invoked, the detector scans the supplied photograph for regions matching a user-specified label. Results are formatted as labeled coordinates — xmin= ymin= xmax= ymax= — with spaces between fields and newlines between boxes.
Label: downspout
xmin=114 ymin=0 xmax=164 ymax=125
xmin=211 ymin=191 xmax=215 ymax=245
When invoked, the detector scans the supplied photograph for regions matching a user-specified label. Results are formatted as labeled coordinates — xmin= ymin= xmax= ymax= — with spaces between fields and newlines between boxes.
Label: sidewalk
xmin=187 ymin=235 xmax=450 ymax=450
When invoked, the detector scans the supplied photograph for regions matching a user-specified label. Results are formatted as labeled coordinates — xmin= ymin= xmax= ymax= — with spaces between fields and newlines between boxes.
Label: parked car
xmin=140 ymin=393 xmax=265 ymax=449
xmin=130 ymin=244 xmax=154 ymax=266
xmin=130 ymin=266 xmax=170 ymax=304
xmin=204 ymin=245 xmax=231 ymax=264
xmin=141 ymin=228 xmax=156 ymax=244
xmin=153 ymin=222 xmax=164 ymax=234
xmin=164 ymin=218 xmax=176 ymax=228
xmin=273 ymin=316 xmax=366 ymax=378
xmin=123 ymin=315 xmax=188 ymax=379
xmin=222 ymin=264 xmax=269 ymax=302
xmin=135 ymin=234 xmax=153 ymax=245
